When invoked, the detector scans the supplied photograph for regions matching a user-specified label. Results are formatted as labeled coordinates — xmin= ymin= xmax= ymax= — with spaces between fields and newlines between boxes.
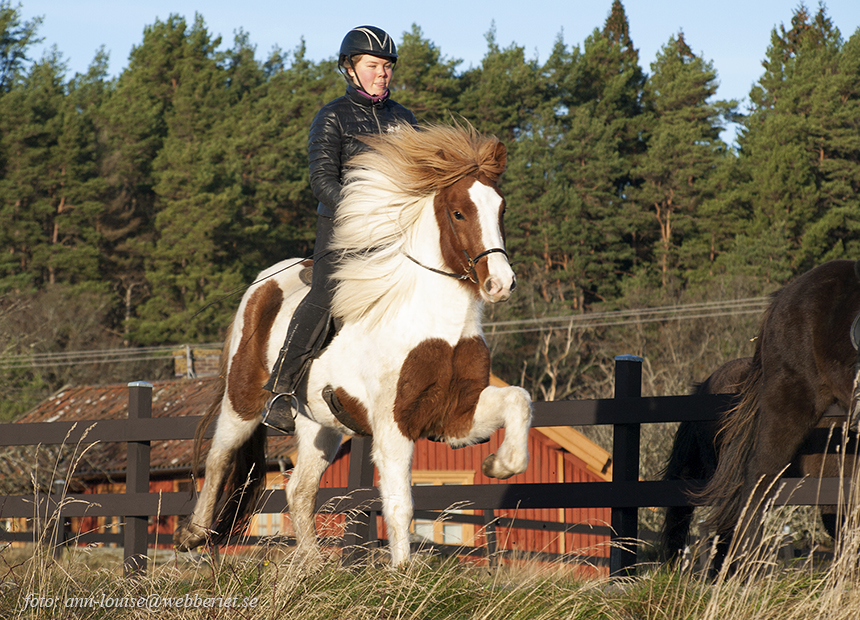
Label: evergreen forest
xmin=0 ymin=0 xmax=859 ymax=425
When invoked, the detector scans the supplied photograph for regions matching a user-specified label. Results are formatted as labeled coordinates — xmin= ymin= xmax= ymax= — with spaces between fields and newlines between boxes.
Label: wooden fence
xmin=0 ymin=356 xmax=850 ymax=577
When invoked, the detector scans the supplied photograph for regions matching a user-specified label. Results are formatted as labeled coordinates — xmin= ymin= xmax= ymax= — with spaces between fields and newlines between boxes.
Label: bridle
xmin=405 ymin=194 xmax=513 ymax=283
xmin=405 ymin=247 xmax=509 ymax=284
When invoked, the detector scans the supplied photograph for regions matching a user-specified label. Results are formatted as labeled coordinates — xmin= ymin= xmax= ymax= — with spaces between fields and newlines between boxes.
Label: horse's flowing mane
xmin=329 ymin=122 xmax=506 ymax=325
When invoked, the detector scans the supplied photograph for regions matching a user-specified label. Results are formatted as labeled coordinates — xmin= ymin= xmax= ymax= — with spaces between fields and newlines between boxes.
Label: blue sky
xmin=21 ymin=1 xmax=860 ymax=111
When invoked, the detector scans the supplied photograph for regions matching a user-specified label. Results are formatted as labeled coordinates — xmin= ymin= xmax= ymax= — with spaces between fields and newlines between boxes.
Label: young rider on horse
xmin=262 ymin=25 xmax=418 ymax=433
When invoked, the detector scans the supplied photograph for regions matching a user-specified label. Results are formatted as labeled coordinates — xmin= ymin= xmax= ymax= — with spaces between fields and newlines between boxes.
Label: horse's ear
xmin=494 ymin=141 xmax=507 ymax=171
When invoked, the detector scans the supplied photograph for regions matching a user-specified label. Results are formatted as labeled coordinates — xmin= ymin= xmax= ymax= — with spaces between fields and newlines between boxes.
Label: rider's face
xmin=348 ymin=54 xmax=393 ymax=96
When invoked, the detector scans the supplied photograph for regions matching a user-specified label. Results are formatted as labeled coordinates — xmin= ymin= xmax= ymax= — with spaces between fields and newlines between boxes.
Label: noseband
xmin=405 ymin=246 xmax=509 ymax=284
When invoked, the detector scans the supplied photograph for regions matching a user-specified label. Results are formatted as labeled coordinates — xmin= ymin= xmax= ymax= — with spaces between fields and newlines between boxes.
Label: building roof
xmin=4 ymin=378 xmax=296 ymax=492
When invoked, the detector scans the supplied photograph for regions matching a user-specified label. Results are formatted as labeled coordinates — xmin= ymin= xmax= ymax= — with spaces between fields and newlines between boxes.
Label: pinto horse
xmin=697 ymin=260 xmax=860 ymax=557
xmin=659 ymin=357 xmax=856 ymax=564
xmin=173 ymin=123 xmax=533 ymax=565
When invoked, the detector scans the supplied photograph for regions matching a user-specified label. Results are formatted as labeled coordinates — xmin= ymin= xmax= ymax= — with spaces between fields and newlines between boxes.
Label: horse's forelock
xmin=352 ymin=123 xmax=506 ymax=195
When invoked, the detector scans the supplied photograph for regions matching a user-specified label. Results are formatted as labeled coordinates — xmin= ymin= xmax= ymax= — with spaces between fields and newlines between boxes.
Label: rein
xmin=404 ymin=247 xmax=509 ymax=283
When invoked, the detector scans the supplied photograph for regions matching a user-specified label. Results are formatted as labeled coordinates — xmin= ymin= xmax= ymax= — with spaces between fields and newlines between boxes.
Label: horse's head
xmin=434 ymin=157 xmax=516 ymax=304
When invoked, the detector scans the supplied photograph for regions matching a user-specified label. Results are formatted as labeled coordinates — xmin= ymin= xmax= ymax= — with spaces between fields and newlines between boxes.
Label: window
xmin=251 ymin=472 xmax=286 ymax=537
xmin=411 ymin=471 xmax=475 ymax=546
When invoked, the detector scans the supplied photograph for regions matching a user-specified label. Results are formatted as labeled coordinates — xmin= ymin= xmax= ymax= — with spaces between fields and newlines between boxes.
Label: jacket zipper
xmin=372 ymin=104 xmax=382 ymax=134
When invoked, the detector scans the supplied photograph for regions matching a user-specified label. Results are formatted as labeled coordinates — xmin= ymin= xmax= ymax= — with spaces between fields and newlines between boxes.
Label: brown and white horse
xmin=173 ymin=123 xmax=533 ymax=565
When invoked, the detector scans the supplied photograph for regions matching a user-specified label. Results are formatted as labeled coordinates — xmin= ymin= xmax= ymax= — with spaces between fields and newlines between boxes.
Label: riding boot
xmin=261 ymin=303 xmax=332 ymax=433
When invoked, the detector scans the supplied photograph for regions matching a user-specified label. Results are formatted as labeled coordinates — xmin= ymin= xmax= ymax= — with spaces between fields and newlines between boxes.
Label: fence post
xmin=483 ymin=509 xmax=498 ymax=567
xmin=124 ymin=381 xmax=152 ymax=578
xmin=49 ymin=478 xmax=68 ymax=558
xmin=343 ymin=436 xmax=374 ymax=565
xmin=610 ymin=355 xmax=642 ymax=577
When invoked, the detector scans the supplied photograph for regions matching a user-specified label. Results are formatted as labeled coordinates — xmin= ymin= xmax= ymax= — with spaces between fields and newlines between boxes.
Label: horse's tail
xmin=659 ymin=398 xmax=720 ymax=561
xmin=190 ymin=339 xmax=230 ymax=482
xmin=659 ymin=422 xmax=712 ymax=561
xmin=206 ymin=423 xmax=268 ymax=545
xmin=698 ymin=356 xmax=763 ymax=536
xmin=190 ymin=321 xmax=268 ymax=545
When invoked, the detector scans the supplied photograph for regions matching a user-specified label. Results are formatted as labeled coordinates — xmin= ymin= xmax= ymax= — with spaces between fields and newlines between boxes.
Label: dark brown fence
xmin=0 ymin=356 xmax=848 ymax=577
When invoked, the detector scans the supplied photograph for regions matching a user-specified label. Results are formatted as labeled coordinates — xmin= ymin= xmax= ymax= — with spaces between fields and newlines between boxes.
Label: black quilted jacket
xmin=309 ymin=85 xmax=417 ymax=217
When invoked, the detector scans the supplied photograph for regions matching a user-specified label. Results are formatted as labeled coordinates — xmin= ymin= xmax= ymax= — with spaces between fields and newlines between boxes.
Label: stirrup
xmin=261 ymin=393 xmax=299 ymax=434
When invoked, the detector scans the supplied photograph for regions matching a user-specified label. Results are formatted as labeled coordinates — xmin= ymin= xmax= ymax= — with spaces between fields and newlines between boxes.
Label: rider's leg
xmin=262 ymin=217 xmax=336 ymax=433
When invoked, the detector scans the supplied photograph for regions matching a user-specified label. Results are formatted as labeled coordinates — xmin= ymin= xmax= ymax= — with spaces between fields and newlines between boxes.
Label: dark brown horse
xmin=696 ymin=260 xmax=860 ymax=558
xmin=660 ymin=357 xmax=855 ymax=563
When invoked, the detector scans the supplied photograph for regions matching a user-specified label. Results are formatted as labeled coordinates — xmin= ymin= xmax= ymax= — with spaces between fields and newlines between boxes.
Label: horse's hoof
xmin=481 ymin=454 xmax=515 ymax=480
xmin=173 ymin=523 xmax=208 ymax=551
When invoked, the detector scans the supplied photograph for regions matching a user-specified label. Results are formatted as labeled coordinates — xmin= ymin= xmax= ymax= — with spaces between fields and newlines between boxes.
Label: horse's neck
xmin=395 ymin=209 xmax=483 ymax=340
xmin=406 ymin=270 xmax=482 ymax=337
xmin=334 ymin=203 xmax=484 ymax=344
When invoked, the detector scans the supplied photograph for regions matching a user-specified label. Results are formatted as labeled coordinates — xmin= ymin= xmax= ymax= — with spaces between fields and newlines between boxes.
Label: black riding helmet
xmin=338 ymin=25 xmax=398 ymax=71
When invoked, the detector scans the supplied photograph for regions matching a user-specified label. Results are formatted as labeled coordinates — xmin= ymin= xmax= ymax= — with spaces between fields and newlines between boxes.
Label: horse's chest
xmin=392 ymin=336 xmax=490 ymax=441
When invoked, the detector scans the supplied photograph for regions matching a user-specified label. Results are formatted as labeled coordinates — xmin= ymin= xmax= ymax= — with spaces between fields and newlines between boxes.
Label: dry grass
xmin=5 ymin=435 xmax=860 ymax=618
xmin=3 ymin=507 xmax=860 ymax=620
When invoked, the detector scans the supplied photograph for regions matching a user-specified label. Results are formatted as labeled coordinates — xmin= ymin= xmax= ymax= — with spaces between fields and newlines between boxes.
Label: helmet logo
xmin=351 ymin=27 xmax=394 ymax=55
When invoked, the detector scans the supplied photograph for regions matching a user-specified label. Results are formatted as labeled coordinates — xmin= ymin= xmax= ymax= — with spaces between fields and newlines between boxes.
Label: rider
xmin=262 ymin=25 xmax=418 ymax=433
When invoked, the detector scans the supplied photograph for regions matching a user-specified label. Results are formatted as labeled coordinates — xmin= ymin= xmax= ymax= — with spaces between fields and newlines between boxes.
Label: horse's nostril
xmin=510 ymin=275 xmax=517 ymax=292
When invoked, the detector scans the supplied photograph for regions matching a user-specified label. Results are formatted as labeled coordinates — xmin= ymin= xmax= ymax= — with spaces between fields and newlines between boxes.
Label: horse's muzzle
xmin=483 ymin=274 xmax=514 ymax=303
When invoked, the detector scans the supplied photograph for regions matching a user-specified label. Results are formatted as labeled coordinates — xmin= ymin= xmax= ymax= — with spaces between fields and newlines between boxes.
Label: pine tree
xmin=392 ymin=24 xmax=463 ymax=123
xmin=217 ymin=41 xmax=336 ymax=277
xmin=0 ymin=1 xmax=42 ymax=93
xmin=0 ymin=51 xmax=104 ymax=292
xmin=97 ymin=17 xmax=182 ymax=336
xmin=736 ymin=3 xmax=858 ymax=277
xmin=630 ymin=32 xmax=735 ymax=288
xmin=131 ymin=15 xmax=241 ymax=344
xmin=456 ymin=24 xmax=545 ymax=143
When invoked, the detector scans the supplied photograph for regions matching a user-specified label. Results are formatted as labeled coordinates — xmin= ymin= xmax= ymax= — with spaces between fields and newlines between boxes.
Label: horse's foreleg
xmin=372 ymin=428 xmax=415 ymax=566
xmin=450 ymin=385 xmax=532 ymax=480
xmin=174 ymin=410 xmax=260 ymax=551
xmin=285 ymin=416 xmax=342 ymax=560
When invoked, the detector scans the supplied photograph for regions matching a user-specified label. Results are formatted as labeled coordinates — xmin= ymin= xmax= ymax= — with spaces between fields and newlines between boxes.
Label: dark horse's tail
xmin=698 ymin=350 xmax=766 ymax=538
xmin=187 ymin=335 xmax=268 ymax=546
xmin=659 ymin=357 xmax=751 ymax=562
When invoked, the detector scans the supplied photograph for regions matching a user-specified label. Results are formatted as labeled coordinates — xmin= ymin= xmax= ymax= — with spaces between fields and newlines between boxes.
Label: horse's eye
xmin=453 ymin=211 xmax=465 ymax=221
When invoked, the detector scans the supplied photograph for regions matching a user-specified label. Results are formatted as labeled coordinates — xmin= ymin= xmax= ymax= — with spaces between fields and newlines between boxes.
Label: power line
xmin=0 ymin=297 xmax=770 ymax=370
xmin=0 ymin=344 xmax=221 ymax=371
xmin=483 ymin=297 xmax=770 ymax=335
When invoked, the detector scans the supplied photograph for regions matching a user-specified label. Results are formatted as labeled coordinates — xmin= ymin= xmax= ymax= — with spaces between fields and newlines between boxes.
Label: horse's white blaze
xmin=468 ymin=181 xmax=514 ymax=303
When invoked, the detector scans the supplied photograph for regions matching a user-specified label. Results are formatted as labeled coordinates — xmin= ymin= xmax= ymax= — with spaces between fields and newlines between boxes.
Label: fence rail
xmin=0 ymin=357 xmax=850 ymax=576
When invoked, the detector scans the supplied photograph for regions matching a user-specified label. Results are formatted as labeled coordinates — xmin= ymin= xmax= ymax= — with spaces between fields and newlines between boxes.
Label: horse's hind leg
xmin=174 ymin=409 xmax=261 ymax=551
xmin=450 ymin=385 xmax=532 ymax=480
xmin=285 ymin=416 xmax=342 ymax=561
